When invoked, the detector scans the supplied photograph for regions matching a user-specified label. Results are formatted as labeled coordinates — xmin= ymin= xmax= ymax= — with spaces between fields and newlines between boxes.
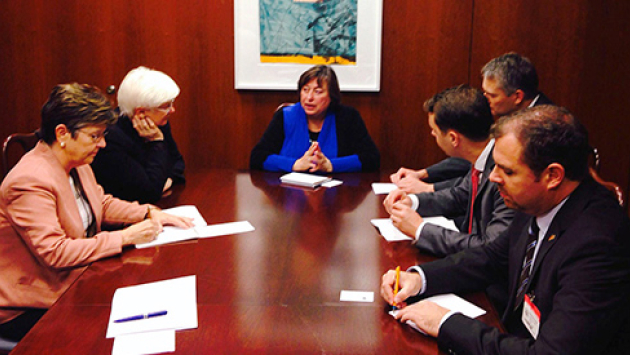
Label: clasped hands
xmin=121 ymin=209 xmax=194 ymax=246
xmin=390 ymin=167 xmax=434 ymax=194
xmin=383 ymin=189 xmax=424 ymax=238
xmin=381 ymin=269 xmax=450 ymax=337
xmin=292 ymin=142 xmax=333 ymax=173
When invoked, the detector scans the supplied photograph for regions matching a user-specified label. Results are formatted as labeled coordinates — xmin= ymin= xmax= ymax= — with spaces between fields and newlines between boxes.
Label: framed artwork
xmin=234 ymin=0 xmax=383 ymax=92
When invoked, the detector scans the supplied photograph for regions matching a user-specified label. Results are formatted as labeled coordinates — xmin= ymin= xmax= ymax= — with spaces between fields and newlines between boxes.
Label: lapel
xmin=522 ymin=179 xmax=594 ymax=294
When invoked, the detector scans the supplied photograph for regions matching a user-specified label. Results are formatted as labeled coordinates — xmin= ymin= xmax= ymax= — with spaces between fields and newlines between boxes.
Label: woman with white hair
xmin=91 ymin=66 xmax=185 ymax=203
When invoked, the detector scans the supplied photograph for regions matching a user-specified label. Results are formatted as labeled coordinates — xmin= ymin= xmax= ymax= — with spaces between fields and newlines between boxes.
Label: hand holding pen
xmin=380 ymin=268 xmax=423 ymax=308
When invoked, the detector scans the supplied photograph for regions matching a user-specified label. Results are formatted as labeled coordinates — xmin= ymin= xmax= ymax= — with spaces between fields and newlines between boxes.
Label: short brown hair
xmin=297 ymin=65 xmax=341 ymax=111
xmin=40 ymin=83 xmax=117 ymax=144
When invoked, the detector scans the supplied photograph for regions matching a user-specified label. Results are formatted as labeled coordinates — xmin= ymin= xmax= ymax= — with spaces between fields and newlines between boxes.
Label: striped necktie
xmin=514 ymin=218 xmax=540 ymax=310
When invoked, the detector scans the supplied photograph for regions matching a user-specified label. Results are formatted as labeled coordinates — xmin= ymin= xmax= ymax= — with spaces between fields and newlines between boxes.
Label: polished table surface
xmin=11 ymin=169 xmax=502 ymax=354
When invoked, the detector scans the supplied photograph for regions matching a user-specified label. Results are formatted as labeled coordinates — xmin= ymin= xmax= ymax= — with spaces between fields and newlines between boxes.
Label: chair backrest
xmin=275 ymin=102 xmax=295 ymax=112
xmin=589 ymin=167 xmax=625 ymax=207
xmin=2 ymin=131 xmax=39 ymax=177
xmin=586 ymin=146 xmax=624 ymax=206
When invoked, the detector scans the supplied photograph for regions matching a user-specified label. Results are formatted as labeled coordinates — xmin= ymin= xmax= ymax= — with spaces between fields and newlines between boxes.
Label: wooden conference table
xmin=11 ymin=169 xmax=502 ymax=354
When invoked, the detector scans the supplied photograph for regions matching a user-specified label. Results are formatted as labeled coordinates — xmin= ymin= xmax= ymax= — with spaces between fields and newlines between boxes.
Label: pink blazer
xmin=0 ymin=142 xmax=148 ymax=323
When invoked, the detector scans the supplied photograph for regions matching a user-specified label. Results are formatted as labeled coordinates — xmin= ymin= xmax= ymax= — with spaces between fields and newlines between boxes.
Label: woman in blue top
xmin=250 ymin=65 xmax=380 ymax=173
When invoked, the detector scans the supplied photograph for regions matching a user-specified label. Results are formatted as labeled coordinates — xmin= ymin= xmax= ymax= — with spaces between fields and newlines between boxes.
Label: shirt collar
xmin=474 ymin=139 xmax=495 ymax=172
xmin=533 ymin=196 xmax=569 ymax=239
xmin=528 ymin=94 xmax=541 ymax=108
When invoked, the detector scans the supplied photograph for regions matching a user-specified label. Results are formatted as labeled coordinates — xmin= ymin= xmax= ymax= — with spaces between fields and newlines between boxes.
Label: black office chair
xmin=2 ymin=131 xmax=39 ymax=178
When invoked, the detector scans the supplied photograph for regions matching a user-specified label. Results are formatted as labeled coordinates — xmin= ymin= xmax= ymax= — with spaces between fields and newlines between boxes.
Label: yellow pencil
xmin=393 ymin=266 xmax=400 ymax=308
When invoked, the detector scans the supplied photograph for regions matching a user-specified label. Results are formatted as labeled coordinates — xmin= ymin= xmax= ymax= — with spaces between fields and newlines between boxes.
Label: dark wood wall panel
xmin=469 ymin=0 xmax=630 ymax=204
xmin=1 ymin=0 xmax=629 ymax=203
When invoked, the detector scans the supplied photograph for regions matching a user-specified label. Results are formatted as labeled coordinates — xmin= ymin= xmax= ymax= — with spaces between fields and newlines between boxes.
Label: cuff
xmin=407 ymin=265 xmax=427 ymax=296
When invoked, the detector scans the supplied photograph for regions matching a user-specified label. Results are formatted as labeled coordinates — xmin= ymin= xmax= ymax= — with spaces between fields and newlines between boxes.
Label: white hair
xmin=117 ymin=66 xmax=180 ymax=116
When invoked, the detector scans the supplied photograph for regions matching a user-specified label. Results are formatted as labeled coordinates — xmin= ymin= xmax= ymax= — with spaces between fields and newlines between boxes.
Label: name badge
xmin=521 ymin=294 xmax=541 ymax=339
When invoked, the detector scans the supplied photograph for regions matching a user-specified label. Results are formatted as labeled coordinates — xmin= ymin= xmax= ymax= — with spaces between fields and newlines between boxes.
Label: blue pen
xmin=114 ymin=310 xmax=168 ymax=323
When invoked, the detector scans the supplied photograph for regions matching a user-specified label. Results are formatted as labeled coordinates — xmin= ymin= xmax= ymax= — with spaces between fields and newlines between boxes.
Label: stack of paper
xmin=136 ymin=205 xmax=255 ymax=249
xmin=279 ymin=172 xmax=332 ymax=187
xmin=107 ymin=275 xmax=198 ymax=355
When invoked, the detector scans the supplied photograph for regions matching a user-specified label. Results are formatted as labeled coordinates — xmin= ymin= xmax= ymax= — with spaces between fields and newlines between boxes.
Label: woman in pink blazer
xmin=0 ymin=84 xmax=193 ymax=342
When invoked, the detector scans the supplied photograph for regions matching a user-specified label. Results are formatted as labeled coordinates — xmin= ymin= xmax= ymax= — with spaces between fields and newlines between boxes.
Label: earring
xmin=60 ymin=142 xmax=65 ymax=148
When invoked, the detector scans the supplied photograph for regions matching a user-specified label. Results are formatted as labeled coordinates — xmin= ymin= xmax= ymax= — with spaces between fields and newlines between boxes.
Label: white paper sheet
xmin=111 ymin=329 xmax=175 ymax=355
xmin=136 ymin=206 xmax=207 ymax=249
xmin=371 ymin=216 xmax=460 ymax=242
xmin=321 ymin=179 xmax=343 ymax=188
xmin=106 ymin=275 xmax=198 ymax=338
xmin=423 ymin=216 xmax=460 ymax=232
xmin=136 ymin=206 xmax=255 ymax=248
xmin=195 ymin=221 xmax=255 ymax=238
xmin=371 ymin=182 xmax=398 ymax=195
xmin=389 ymin=293 xmax=486 ymax=335
xmin=339 ymin=290 xmax=374 ymax=303
xmin=370 ymin=218 xmax=412 ymax=241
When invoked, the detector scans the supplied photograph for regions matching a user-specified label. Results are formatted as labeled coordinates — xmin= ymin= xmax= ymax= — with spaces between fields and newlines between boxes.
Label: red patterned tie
xmin=468 ymin=168 xmax=480 ymax=233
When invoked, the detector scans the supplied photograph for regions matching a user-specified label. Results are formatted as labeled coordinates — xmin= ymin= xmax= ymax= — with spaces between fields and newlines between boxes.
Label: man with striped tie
xmin=381 ymin=105 xmax=630 ymax=354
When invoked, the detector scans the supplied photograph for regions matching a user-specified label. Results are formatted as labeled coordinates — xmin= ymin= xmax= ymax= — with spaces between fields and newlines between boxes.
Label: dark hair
xmin=491 ymin=105 xmax=590 ymax=181
xmin=481 ymin=52 xmax=539 ymax=100
xmin=423 ymin=85 xmax=493 ymax=142
xmin=297 ymin=65 xmax=341 ymax=111
xmin=40 ymin=83 xmax=117 ymax=144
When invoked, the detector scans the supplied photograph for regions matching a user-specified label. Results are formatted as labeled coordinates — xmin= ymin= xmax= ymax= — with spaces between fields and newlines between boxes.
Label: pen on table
xmin=114 ymin=310 xmax=168 ymax=323
xmin=393 ymin=266 xmax=400 ymax=310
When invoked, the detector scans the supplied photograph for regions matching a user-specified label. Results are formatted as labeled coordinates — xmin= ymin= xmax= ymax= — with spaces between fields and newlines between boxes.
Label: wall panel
xmin=1 ymin=0 xmax=628 ymax=204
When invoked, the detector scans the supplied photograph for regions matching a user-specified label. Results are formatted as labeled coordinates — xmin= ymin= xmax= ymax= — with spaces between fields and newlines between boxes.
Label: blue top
xmin=251 ymin=103 xmax=379 ymax=173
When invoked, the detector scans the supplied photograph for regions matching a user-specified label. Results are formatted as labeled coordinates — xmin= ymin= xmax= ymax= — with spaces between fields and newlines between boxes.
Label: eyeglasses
xmin=78 ymin=129 xmax=108 ymax=143
xmin=154 ymin=100 xmax=174 ymax=113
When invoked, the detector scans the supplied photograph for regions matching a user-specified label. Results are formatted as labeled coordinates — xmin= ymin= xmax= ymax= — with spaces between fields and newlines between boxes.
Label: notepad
xmin=135 ymin=205 xmax=255 ymax=249
xmin=106 ymin=275 xmax=198 ymax=338
xmin=280 ymin=172 xmax=332 ymax=187
xmin=389 ymin=293 xmax=486 ymax=335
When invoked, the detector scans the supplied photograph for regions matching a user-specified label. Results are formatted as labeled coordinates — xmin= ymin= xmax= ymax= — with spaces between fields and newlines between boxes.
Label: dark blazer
xmin=426 ymin=157 xmax=470 ymax=191
xmin=420 ymin=178 xmax=630 ymax=354
xmin=426 ymin=92 xmax=552 ymax=192
xmin=91 ymin=114 xmax=185 ymax=204
xmin=412 ymin=146 xmax=514 ymax=257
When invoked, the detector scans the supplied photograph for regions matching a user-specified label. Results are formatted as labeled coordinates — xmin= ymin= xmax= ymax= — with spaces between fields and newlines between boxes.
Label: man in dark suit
xmin=381 ymin=105 xmax=630 ymax=354
xmin=383 ymin=86 xmax=514 ymax=257
xmin=392 ymin=52 xmax=553 ymax=193
xmin=481 ymin=52 xmax=553 ymax=118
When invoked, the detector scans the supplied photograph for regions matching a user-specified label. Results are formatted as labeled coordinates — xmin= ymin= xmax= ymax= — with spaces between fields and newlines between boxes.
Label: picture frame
xmin=234 ymin=0 xmax=383 ymax=92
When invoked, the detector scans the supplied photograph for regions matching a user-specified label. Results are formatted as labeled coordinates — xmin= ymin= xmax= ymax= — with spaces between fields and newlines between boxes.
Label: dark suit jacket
xmin=426 ymin=92 xmax=552 ymax=192
xmin=412 ymin=147 xmax=514 ymax=257
xmin=420 ymin=178 xmax=630 ymax=354
xmin=425 ymin=157 xmax=471 ymax=191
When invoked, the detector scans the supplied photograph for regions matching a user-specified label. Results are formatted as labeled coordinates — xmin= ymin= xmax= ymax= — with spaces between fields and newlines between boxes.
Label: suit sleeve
xmin=250 ymin=110 xmax=296 ymax=172
xmin=333 ymin=106 xmax=380 ymax=172
xmin=415 ymin=184 xmax=514 ymax=256
xmin=2 ymin=175 xmax=124 ymax=269
xmin=425 ymin=157 xmax=471 ymax=183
